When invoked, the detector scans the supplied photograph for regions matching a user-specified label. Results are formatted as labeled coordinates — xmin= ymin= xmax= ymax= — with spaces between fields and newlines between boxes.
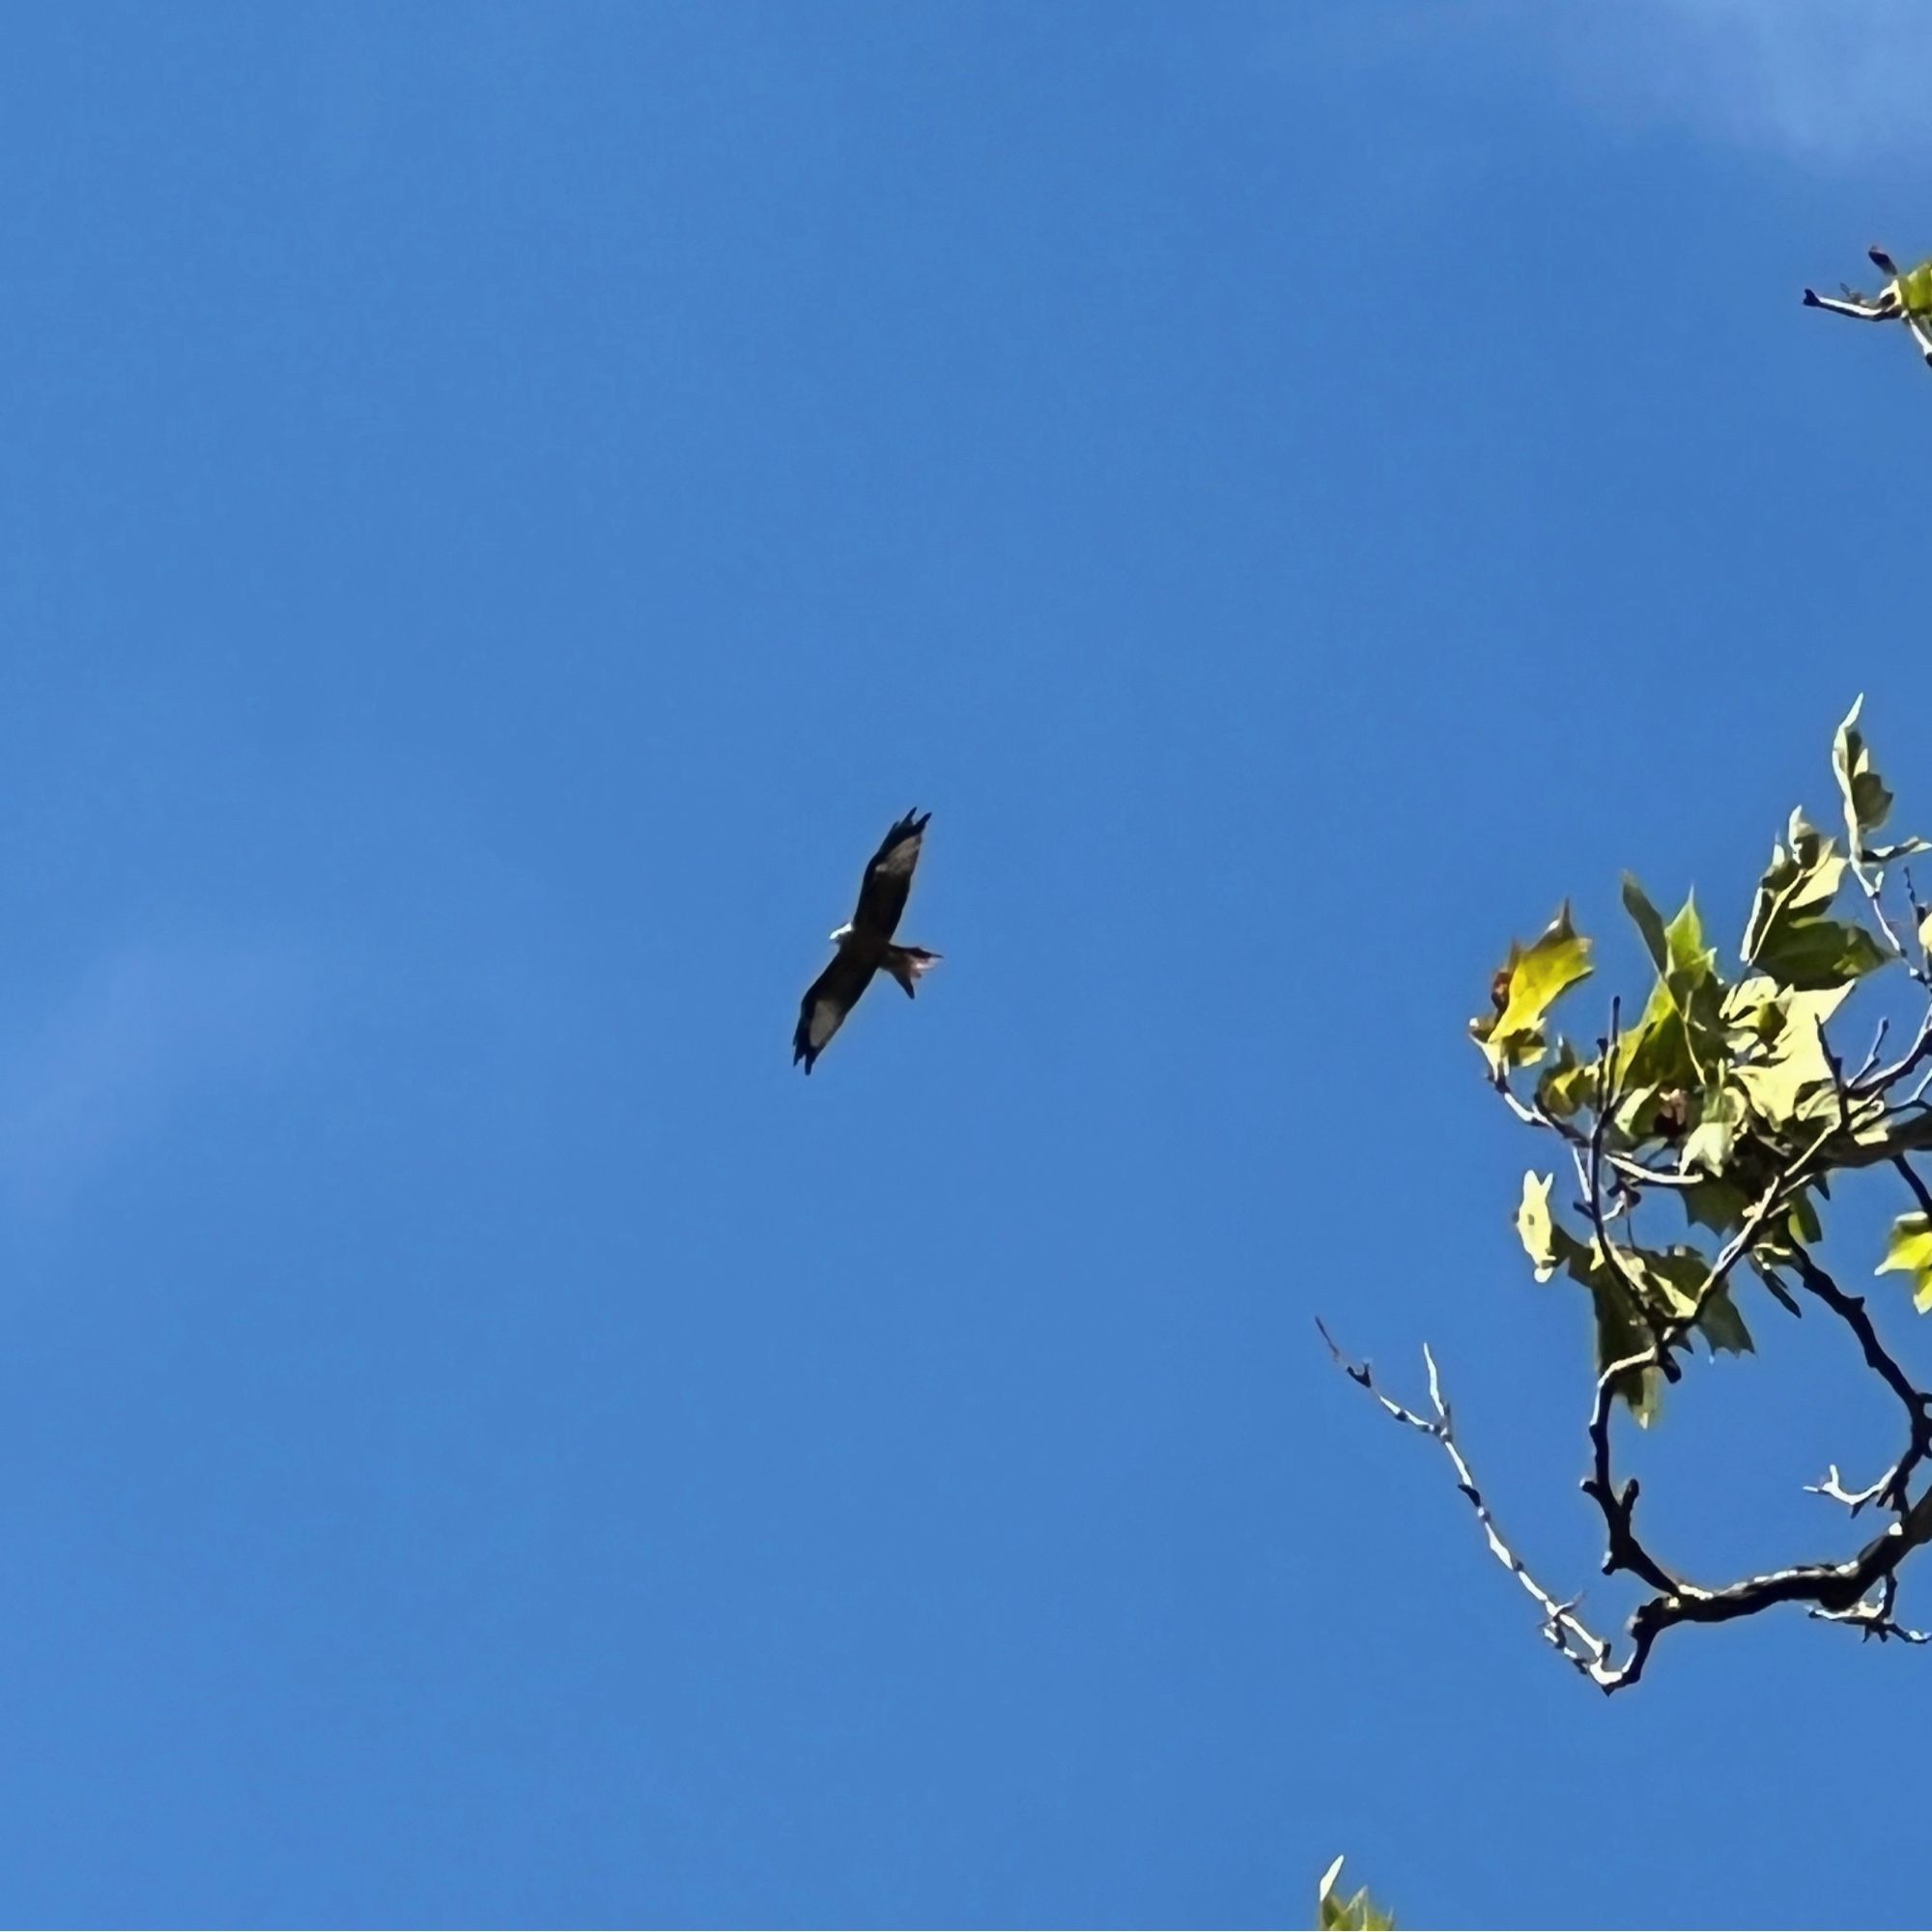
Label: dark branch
xmin=1785 ymin=1244 xmax=1932 ymax=1516
xmin=1894 ymin=1154 xmax=1932 ymax=1224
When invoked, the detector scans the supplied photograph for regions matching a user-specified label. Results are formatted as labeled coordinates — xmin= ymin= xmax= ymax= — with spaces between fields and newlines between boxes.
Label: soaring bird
xmin=793 ymin=810 xmax=940 ymax=1073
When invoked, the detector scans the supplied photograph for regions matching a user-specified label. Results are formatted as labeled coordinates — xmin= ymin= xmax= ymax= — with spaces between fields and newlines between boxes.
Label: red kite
xmin=794 ymin=810 xmax=940 ymax=1073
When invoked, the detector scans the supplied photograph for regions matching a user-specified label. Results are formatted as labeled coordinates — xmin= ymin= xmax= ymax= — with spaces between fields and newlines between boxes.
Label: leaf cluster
xmin=1471 ymin=698 xmax=1932 ymax=1416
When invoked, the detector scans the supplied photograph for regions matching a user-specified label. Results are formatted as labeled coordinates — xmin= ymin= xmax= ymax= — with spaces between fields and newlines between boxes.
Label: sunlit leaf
xmin=1517 ymin=1171 xmax=1558 ymax=1281
xmin=1679 ymin=1116 xmax=1734 ymax=1179
xmin=1665 ymin=894 xmax=1714 ymax=979
xmin=1741 ymin=811 xmax=1886 ymax=990
xmin=1617 ymin=894 xmax=1726 ymax=1101
xmin=1731 ymin=985 xmax=1853 ymax=1131
xmin=1833 ymin=695 xmax=1894 ymax=845
xmin=1876 ymin=1212 xmax=1932 ymax=1314
xmin=1535 ymin=1038 xmax=1598 ymax=1120
xmin=1475 ymin=904 xmax=1594 ymax=1071
xmin=1319 ymin=1857 xmax=1396 ymax=1932
xmin=1722 ymin=974 xmax=1784 ymax=1050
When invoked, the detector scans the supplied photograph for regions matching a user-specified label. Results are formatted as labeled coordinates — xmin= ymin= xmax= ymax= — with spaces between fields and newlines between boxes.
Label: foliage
xmin=1318 ymin=1857 xmax=1395 ymax=1931
xmin=1470 ymin=698 xmax=1932 ymax=1423
xmin=1335 ymin=703 xmax=1932 ymax=1694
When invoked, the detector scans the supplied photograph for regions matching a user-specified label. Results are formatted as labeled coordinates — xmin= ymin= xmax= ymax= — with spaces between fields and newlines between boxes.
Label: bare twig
xmin=1856 ymin=1000 xmax=1932 ymax=1099
xmin=1905 ymin=867 xmax=1929 ymax=974
xmin=1807 ymin=1463 xmax=1889 ymax=1515
xmin=1809 ymin=1570 xmax=1930 ymax=1645
xmin=1315 ymin=1321 xmax=1617 ymax=1682
xmin=1854 ymin=1017 xmax=1892 ymax=1088
xmin=1848 ymin=853 xmax=1927 ymax=989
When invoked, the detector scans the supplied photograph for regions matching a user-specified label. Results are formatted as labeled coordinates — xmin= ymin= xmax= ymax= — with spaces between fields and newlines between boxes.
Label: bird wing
xmin=793 ymin=947 xmax=879 ymax=1073
xmin=850 ymin=809 xmax=930 ymax=940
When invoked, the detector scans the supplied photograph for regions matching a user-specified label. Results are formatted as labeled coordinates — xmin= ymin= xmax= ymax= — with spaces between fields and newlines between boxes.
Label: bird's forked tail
xmin=884 ymin=946 xmax=941 ymax=998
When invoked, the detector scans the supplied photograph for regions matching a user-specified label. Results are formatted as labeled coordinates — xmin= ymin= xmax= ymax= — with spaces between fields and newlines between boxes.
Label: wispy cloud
xmin=0 ymin=936 xmax=321 ymax=1215
xmin=1299 ymin=1 xmax=1932 ymax=172
xmin=1543 ymin=0 xmax=1932 ymax=167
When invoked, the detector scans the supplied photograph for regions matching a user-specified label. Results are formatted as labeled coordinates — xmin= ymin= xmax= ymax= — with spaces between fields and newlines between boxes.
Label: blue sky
xmin=0 ymin=3 xmax=1929 ymax=1925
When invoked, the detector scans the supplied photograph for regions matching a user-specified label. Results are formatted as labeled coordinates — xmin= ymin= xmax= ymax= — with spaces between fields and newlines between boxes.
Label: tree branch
xmin=1322 ymin=1235 xmax=1932 ymax=1691
xmin=1315 ymin=1321 xmax=1620 ymax=1684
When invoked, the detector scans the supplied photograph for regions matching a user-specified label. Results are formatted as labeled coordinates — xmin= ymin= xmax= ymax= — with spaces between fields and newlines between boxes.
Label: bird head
xmin=829 ymin=922 xmax=855 ymax=944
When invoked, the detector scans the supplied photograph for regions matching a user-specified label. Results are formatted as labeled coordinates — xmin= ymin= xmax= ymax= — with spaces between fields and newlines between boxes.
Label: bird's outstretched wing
xmin=793 ymin=947 xmax=879 ymax=1073
xmin=850 ymin=809 xmax=930 ymax=940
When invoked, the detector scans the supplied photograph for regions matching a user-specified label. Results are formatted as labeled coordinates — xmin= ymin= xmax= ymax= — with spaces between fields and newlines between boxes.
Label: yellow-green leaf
xmin=1731 ymin=984 xmax=1852 ymax=1131
xmin=1679 ymin=1116 xmax=1733 ymax=1179
xmin=1615 ymin=894 xmax=1726 ymax=1098
xmin=1877 ymin=1212 xmax=1932 ymax=1313
xmin=1319 ymin=1858 xmax=1396 ymax=1932
xmin=1535 ymin=1038 xmax=1598 ymax=1119
xmin=1741 ymin=811 xmax=1887 ymax=990
xmin=1517 ymin=1171 xmax=1558 ymax=1280
xmin=1477 ymin=904 xmax=1594 ymax=1071
xmin=1665 ymin=893 xmax=1713 ymax=979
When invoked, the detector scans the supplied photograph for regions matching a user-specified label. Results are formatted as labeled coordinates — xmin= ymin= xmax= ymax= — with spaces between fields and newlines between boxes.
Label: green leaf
xmin=1475 ymin=904 xmax=1594 ymax=1071
xmin=1611 ymin=1080 xmax=1660 ymax=1140
xmin=1616 ymin=894 xmax=1726 ymax=1100
xmin=1741 ymin=811 xmax=1887 ymax=991
xmin=1830 ymin=696 xmax=1926 ymax=867
xmin=1877 ymin=1212 xmax=1932 ymax=1313
xmin=1722 ymin=974 xmax=1785 ymax=1048
xmin=1757 ymin=915 xmax=1886 ymax=991
xmin=1535 ymin=1038 xmax=1598 ymax=1120
xmin=1588 ymin=1269 xmax=1662 ymax=1426
xmin=1319 ymin=1858 xmax=1396 ymax=1932
xmin=1694 ymin=1281 xmax=1755 ymax=1356
xmin=1684 ymin=1176 xmax=1750 ymax=1235
xmin=1679 ymin=1116 xmax=1734 ymax=1179
xmin=1833 ymin=695 xmax=1894 ymax=846
xmin=1617 ymin=982 xmax=1691 ymax=1095
xmin=1665 ymin=893 xmax=1714 ymax=979
xmin=1787 ymin=1188 xmax=1824 ymax=1245
xmin=1743 ymin=811 xmax=1843 ymax=956
xmin=1622 ymin=873 xmax=1669 ymax=974
xmin=1618 ymin=1243 xmax=1714 ymax=1321
xmin=1730 ymin=984 xmax=1852 ymax=1131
